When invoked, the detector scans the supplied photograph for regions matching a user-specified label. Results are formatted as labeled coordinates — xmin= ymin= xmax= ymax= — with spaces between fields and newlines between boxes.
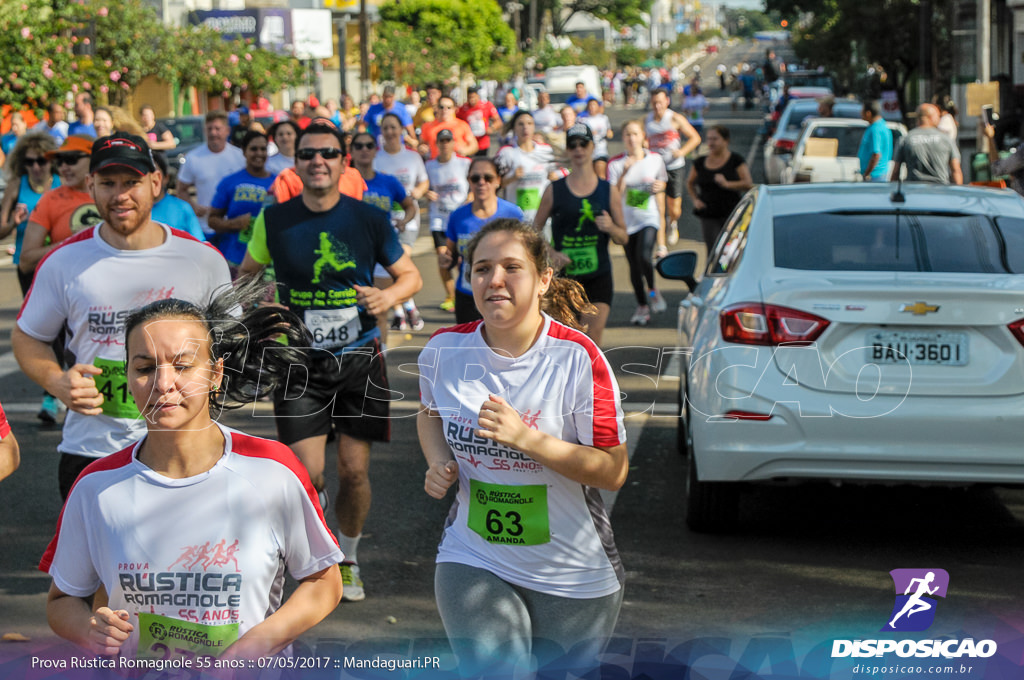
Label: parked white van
xmin=543 ymin=65 xmax=602 ymax=110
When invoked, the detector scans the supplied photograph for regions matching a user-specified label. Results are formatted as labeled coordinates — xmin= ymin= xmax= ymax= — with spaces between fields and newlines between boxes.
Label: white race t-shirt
xmin=373 ymin=147 xmax=428 ymax=228
xmin=17 ymin=225 xmax=232 ymax=458
xmin=425 ymin=155 xmax=472 ymax=233
xmin=493 ymin=143 xmax=557 ymax=225
xmin=607 ymin=151 xmax=668 ymax=234
xmin=645 ymin=109 xmax=685 ymax=171
xmin=580 ymin=113 xmax=611 ymax=159
xmin=532 ymin=106 xmax=559 ymax=134
xmin=418 ymin=315 xmax=626 ymax=598
xmin=177 ymin=144 xmax=246 ymax=233
xmin=41 ymin=424 xmax=343 ymax=659
xmin=265 ymin=153 xmax=294 ymax=174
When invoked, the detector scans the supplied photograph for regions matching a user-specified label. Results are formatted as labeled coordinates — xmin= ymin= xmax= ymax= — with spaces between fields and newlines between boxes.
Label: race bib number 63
xmin=468 ymin=479 xmax=550 ymax=546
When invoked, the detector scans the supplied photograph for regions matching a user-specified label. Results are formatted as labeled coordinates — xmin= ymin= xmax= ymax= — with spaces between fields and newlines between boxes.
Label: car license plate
xmin=866 ymin=331 xmax=968 ymax=366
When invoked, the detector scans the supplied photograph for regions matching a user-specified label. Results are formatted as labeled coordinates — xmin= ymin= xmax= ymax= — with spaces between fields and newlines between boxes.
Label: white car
xmin=781 ymin=118 xmax=907 ymax=183
xmin=763 ymin=99 xmax=862 ymax=184
xmin=656 ymin=183 xmax=1024 ymax=532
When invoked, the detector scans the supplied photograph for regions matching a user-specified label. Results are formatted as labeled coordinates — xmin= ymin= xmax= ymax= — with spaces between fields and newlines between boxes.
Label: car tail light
xmin=1008 ymin=318 xmax=1024 ymax=346
xmin=721 ymin=410 xmax=774 ymax=421
xmin=774 ymin=138 xmax=795 ymax=153
xmin=720 ymin=303 xmax=830 ymax=346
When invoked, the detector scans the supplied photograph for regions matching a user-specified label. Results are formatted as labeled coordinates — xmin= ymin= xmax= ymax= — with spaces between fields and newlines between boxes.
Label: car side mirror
xmin=656 ymin=251 xmax=699 ymax=292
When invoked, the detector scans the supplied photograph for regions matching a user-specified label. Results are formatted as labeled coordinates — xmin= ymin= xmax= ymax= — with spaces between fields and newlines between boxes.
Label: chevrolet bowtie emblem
xmin=900 ymin=302 xmax=940 ymax=315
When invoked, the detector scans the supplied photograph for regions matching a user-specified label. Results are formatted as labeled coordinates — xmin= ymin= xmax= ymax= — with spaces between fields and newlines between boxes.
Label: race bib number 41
xmin=137 ymin=612 xmax=238 ymax=662
xmin=94 ymin=357 xmax=141 ymax=419
xmin=468 ymin=479 xmax=550 ymax=546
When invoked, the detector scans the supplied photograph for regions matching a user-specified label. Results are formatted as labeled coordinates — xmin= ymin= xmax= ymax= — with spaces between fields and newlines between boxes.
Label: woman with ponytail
xmin=42 ymin=277 xmax=343 ymax=662
xmin=416 ymin=218 xmax=628 ymax=678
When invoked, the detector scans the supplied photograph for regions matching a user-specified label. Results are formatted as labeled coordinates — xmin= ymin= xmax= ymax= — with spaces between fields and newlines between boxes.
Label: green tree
xmin=547 ymin=0 xmax=653 ymax=36
xmin=64 ymin=0 xmax=169 ymax=106
xmin=374 ymin=0 xmax=520 ymax=84
xmin=765 ymin=0 xmax=952 ymax=109
xmin=0 ymin=0 xmax=77 ymax=107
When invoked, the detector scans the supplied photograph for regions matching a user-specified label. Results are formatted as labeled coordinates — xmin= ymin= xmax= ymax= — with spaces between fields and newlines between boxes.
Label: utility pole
xmin=360 ymin=0 xmax=370 ymax=99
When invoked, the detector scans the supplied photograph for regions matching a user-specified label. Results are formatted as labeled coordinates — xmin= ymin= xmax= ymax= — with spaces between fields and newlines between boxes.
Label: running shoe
xmin=339 ymin=562 xmax=365 ymax=602
xmin=406 ymin=307 xmax=425 ymax=331
xmin=649 ymin=289 xmax=667 ymax=314
xmin=439 ymin=298 xmax=455 ymax=313
xmin=630 ymin=305 xmax=651 ymax=326
xmin=390 ymin=316 xmax=409 ymax=332
xmin=38 ymin=395 xmax=60 ymax=423
xmin=667 ymin=222 xmax=679 ymax=245
xmin=655 ymin=245 xmax=669 ymax=260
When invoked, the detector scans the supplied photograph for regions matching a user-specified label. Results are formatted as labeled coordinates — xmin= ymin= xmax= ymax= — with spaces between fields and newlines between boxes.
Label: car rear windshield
xmin=774 ymin=212 xmax=1024 ymax=273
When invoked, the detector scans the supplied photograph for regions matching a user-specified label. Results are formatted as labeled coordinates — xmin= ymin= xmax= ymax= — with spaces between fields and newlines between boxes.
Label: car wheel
xmin=684 ymin=419 xmax=740 ymax=533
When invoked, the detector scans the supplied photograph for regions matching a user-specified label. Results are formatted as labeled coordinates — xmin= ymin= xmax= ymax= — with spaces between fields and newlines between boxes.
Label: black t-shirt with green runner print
xmin=549 ymin=177 xmax=613 ymax=281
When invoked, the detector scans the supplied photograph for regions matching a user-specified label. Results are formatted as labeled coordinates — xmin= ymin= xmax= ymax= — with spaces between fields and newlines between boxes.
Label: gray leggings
xmin=435 ymin=561 xmax=623 ymax=677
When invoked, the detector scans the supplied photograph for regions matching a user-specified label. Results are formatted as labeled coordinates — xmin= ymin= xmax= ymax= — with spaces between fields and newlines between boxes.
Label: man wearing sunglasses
xmin=13 ymin=133 xmax=232 ymax=501
xmin=20 ymin=135 xmax=101 ymax=276
xmin=419 ymin=96 xmax=478 ymax=160
xmin=240 ymin=120 xmax=422 ymax=603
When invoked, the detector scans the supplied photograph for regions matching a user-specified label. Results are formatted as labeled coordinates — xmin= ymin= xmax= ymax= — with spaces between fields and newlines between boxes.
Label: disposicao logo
xmin=883 ymin=568 xmax=949 ymax=632
xmin=831 ymin=568 xmax=998 ymax=660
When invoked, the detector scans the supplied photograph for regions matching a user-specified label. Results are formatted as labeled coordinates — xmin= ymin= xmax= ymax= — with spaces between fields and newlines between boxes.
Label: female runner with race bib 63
xmin=417 ymin=218 xmax=628 ymax=677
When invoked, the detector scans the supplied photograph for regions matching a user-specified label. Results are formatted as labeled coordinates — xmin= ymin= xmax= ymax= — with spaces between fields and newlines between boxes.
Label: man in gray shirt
xmin=891 ymin=103 xmax=963 ymax=184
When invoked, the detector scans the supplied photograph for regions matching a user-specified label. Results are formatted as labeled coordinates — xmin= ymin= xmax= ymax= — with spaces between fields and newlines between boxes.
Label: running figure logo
xmin=576 ymin=199 xmax=595 ymax=232
xmin=312 ymin=232 xmax=356 ymax=284
xmin=882 ymin=568 xmax=949 ymax=632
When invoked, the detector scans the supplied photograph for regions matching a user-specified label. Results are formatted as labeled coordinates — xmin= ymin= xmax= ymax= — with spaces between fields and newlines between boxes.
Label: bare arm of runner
xmin=18 ymin=220 xmax=53 ymax=274
xmin=219 ymin=565 xmax=342 ymax=660
xmin=354 ymin=252 xmax=422 ymax=316
xmin=476 ymin=394 xmax=628 ymax=491
xmin=602 ymin=187 xmax=629 ymax=245
xmin=0 ymin=429 xmax=19 ymax=482
xmin=12 ymin=327 xmax=104 ymax=415
xmin=674 ymin=113 xmax=702 ymax=158
xmin=207 ymin=207 xmax=252 ymax=233
xmin=239 ymin=251 xmax=266 ymax=277
xmin=396 ymin=195 xmax=418 ymax=231
xmin=0 ymin=185 xmax=26 ymax=240
xmin=47 ymin=585 xmax=133 ymax=656
xmin=418 ymin=408 xmax=459 ymax=499
xmin=175 ymin=180 xmax=208 ymax=218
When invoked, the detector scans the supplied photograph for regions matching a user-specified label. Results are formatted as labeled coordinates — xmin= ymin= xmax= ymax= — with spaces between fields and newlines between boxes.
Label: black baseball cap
xmin=565 ymin=123 xmax=594 ymax=144
xmin=437 ymin=129 xmax=454 ymax=142
xmin=90 ymin=133 xmax=156 ymax=175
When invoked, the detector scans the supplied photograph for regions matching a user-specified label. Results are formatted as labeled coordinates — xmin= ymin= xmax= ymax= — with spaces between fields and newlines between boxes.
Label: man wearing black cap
xmin=13 ymin=133 xmax=232 ymax=501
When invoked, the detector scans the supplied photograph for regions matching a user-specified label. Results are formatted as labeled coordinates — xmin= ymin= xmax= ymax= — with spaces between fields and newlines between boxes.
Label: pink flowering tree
xmin=0 ymin=0 xmax=78 ymax=107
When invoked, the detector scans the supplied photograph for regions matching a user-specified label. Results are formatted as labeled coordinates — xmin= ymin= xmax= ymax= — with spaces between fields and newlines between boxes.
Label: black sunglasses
xmin=24 ymin=157 xmax=50 ymax=167
xmin=469 ymin=174 xmax=496 ymax=184
xmin=55 ymin=153 xmax=88 ymax=166
xmin=351 ymin=142 xmax=376 ymax=151
xmin=566 ymin=139 xmax=590 ymax=150
xmin=296 ymin=147 xmax=343 ymax=161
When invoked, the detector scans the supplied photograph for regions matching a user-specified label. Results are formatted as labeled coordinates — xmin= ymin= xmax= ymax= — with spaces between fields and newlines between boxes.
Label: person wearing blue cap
xmin=230 ymin=106 xmax=253 ymax=148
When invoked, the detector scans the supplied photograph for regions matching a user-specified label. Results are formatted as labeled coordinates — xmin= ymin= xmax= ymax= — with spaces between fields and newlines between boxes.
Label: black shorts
xmin=570 ymin=272 xmax=614 ymax=306
xmin=455 ymin=290 xmax=483 ymax=325
xmin=274 ymin=339 xmax=391 ymax=445
xmin=432 ymin=230 xmax=448 ymax=249
xmin=666 ymin=166 xmax=686 ymax=199
xmin=59 ymin=452 xmax=96 ymax=502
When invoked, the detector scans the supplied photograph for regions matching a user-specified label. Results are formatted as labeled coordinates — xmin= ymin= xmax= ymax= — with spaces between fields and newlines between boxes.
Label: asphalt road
xmin=2 ymin=40 xmax=1024 ymax=680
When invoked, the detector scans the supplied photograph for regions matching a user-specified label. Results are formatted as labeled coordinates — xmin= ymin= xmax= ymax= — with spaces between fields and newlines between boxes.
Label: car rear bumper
xmin=690 ymin=390 xmax=1024 ymax=485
